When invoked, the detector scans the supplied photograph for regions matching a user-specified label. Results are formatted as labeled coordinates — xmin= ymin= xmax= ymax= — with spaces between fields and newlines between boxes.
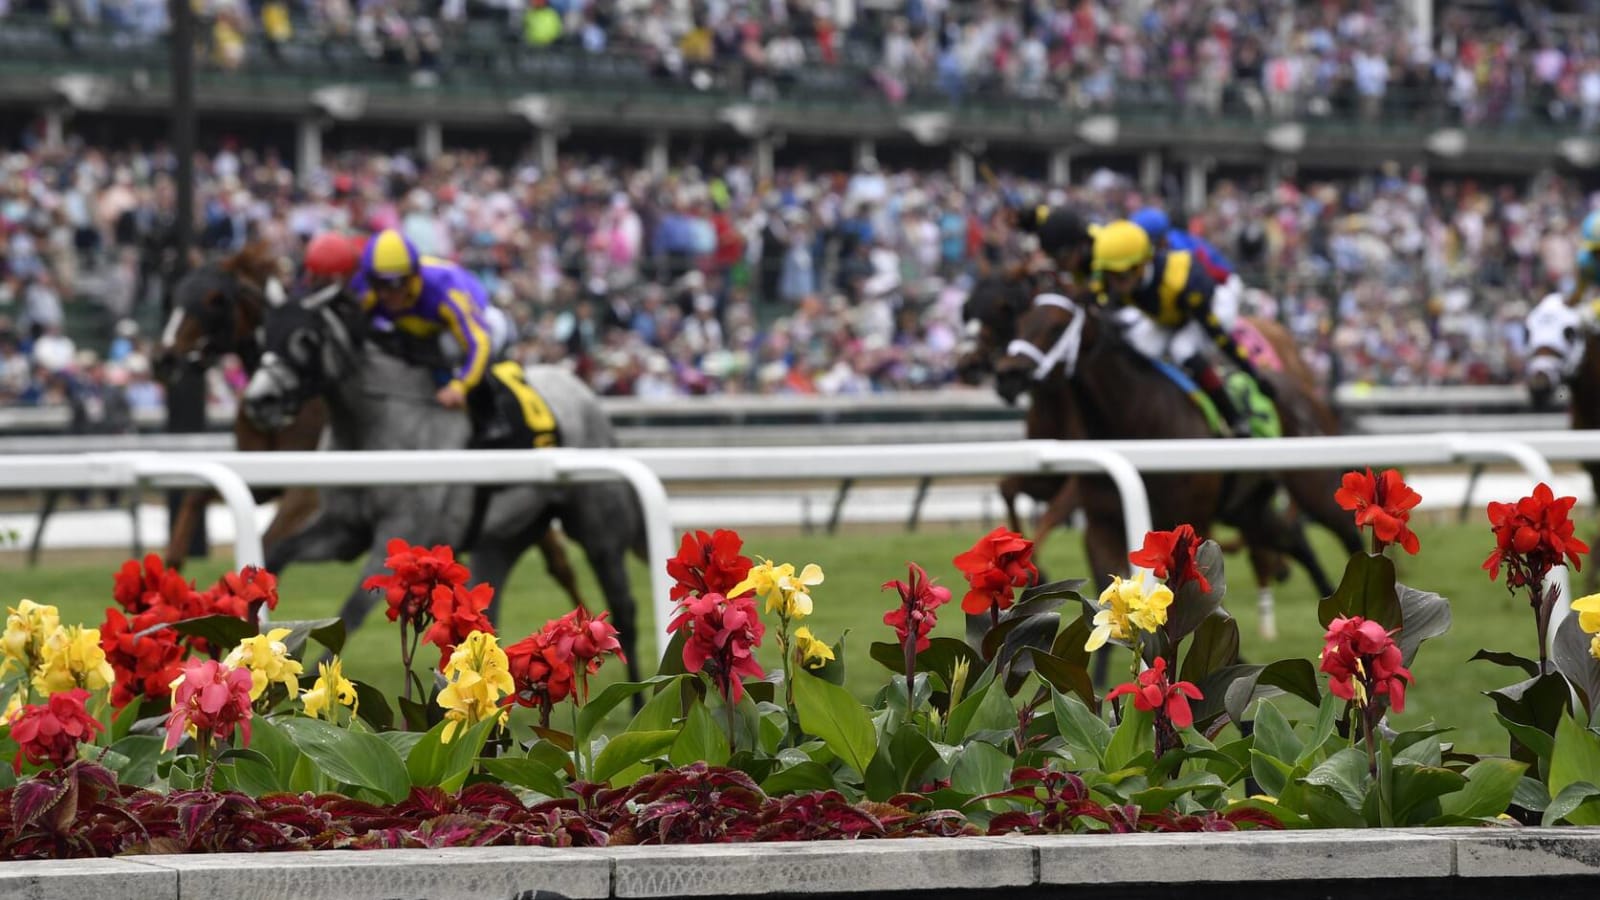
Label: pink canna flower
xmin=164 ymin=659 xmax=255 ymax=752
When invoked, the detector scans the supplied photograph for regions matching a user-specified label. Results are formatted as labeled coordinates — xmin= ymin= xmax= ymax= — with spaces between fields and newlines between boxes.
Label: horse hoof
xmin=1259 ymin=620 xmax=1278 ymax=642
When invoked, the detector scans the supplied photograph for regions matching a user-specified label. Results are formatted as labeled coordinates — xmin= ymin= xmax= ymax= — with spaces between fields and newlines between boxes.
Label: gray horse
xmin=241 ymin=286 xmax=644 ymax=682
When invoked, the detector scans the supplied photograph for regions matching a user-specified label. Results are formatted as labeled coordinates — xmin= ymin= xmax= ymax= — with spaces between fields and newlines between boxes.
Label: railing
xmin=6 ymin=431 xmax=1591 ymax=657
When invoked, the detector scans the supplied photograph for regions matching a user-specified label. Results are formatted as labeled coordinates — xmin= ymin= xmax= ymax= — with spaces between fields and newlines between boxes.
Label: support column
xmin=537 ymin=129 xmax=559 ymax=173
xmin=41 ymin=108 xmax=65 ymax=150
xmin=1264 ymin=156 xmax=1284 ymax=192
xmin=952 ymin=146 xmax=975 ymax=191
xmin=754 ymin=135 xmax=775 ymax=184
xmin=1139 ymin=151 xmax=1161 ymax=197
xmin=1184 ymin=159 xmax=1207 ymax=217
xmin=1049 ymin=148 xmax=1071 ymax=186
xmin=417 ymin=120 xmax=442 ymax=162
xmin=296 ymin=118 xmax=323 ymax=187
xmin=646 ymin=132 xmax=669 ymax=177
xmin=853 ymin=138 xmax=875 ymax=169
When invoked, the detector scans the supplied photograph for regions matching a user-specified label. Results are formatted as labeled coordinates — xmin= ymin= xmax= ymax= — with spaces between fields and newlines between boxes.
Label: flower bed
xmin=4 ymin=470 xmax=1600 ymax=861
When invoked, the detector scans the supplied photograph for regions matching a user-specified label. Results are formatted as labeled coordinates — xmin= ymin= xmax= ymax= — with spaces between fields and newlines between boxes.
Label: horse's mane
xmin=219 ymin=241 xmax=280 ymax=283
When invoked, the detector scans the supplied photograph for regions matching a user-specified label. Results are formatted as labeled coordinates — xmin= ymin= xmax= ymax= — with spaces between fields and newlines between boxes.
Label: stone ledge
xmin=127 ymin=847 xmax=611 ymax=900
xmin=581 ymin=838 xmax=1036 ymax=898
xmin=1454 ymin=831 xmax=1600 ymax=877
xmin=0 ymin=857 xmax=178 ymax=900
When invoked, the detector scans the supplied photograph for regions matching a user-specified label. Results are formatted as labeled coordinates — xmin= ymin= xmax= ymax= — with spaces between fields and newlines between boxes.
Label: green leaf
xmin=870 ymin=637 xmax=982 ymax=693
xmin=1553 ymin=614 xmax=1600 ymax=723
xmin=949 ymin=741 xmax=1013 ymax=796
xmin=406 ymin=716 xmax=498 ymax=793
xmin=111 ymin=698 xmax=142 ymax=743
xmin=1494 ymin=713 xmax=1555 ymax=777
xmin=1222 ymin=658 xmax=1322 ymax=727
xmin=1029 ymin=650 xmax=1096 ymax=710
xmin=250 ymin=717 xmax=301 ymax=787
xmin=1550 ymin=713 xmax=1600 ymax=825
xmin=625 ymin=675 xmax=686 ymax=732
xmin=527 ymin=739 xmax=573 ymax=777
xmin=397 ymin=696 xmax=434 ymax=732
xmin=1318 ymin=552 xmax=1400 ymax=630
xmin=1250 ymin=750 xmax=1296 ymax=801
xmin=276 ymin=716 xmax=409 ymax=803
xmin=888 ymin=726 xmax=939 ymax=792
xmin=576 ymin=677 xmax=676 ymax=747
xmin=1052 ymin=689 xmax=1110 ymax=769
xmin=1543 ymin=781 xmax=1600 ymax=825
xmin=1181 ymin=613 xmax=1240 ymax=685
xmin=480 ymin=757 xmax=567 ymax=797
xmin=1104 ymin=704 xmax=1153 ymax=773
xmin=593 ymin=730 xmax=677 ymax=785
xmin=946 ymin=677 xmax=1016 ymax=745
xmin=376 ymin=730 xmax=424 ymax=759
xmin=272 ymin=618 xmax=347 ymax=658
xmin=1163 ymin=541 xmax=1228 ymax=645
xmin=1470 ymin=649 xmax=1540 ymax=678
xmin=815 ymin=630 xmax=849 ymax=687
xmin=349 ymin=680 xmax=395 ymax=732
xmin=1514 ymin=775 xmax=1551 ymax=813
xmin=1301 ymin=747 xmax=1370 ymax=809
xmin=104 ymin=735 xmax=164 ymax=787
xmin=1393 ymin=583 xmax=1451 ymax=667
xmin=169 ymin=614 xmax=257 ymax=651
xmin=761 ymin=761 xmax=840 ymax=795
xmin=654 ymin=625 xmax=691 ymax=678
xmin=1251 ymin=699 xmax=1303 ymax=765
xmin=1296 ymin=696 xmax=1341 ymax=768
xmin=1131 ymin=771 xmax=1227 ymax=810
xmin=1391 ymin=764 xmax=1467 ymax=825
xmin=792 ymin=667 xmax=877 ymax=776
xmin=1438 ymin=759 xmax=1527 ymax=820
xmin=668 ymin=700 xmax=731 ymax=768
xmin=221 ymin=751 xmax=282 ymax=797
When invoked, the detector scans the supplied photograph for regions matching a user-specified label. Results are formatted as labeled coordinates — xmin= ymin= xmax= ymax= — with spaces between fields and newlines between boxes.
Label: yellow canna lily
xmin=1573 ymin=594 xmax=1600 ymax=636
xmin=793 ymin=627 xmax=835 ymax=669
xmin=223 ymin=628 xmax=305 ymax=702
xmin=302 ymin=656 xmax=358 ymax=723
xmin=1085 ymin=574 xmax=1170 ymax=652
xmin=732 ymin=559 xmax=824 ymax=620
xmin=1591 ymin=633 xmax=1600 ymax=663
xmin=438 ymin=630 xmax=513 ymax=743
xmin=31 ymin=625 xmax=115 ymax=695
xmin=1 ymin=600 xmax=61 ymax=680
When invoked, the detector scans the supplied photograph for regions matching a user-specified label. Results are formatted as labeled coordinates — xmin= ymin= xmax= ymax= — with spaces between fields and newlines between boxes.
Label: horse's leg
xmin=1279 ymin=469 xmax=1363 ymax=555
xmin=261 ymin=488 xmax=321 ymax=556
xmin=1033 ymin=477 xmax=1080 ymax=545
xmin=1246 ymin=543 xmax=1280 ymax=642
xmin=561 ymin=485 xmax=644 ymax=689
xmin=468 ymin=539 xmax=521 ymax=628
xmin=164 ymin=490 xmax=212 ymax=570
xmin=27 ymin=490 xmax=62 ymax=568
xmin=264 ymin=509 xmax=370 ymax=576
xmin=537 ymin=527 xmax=590 ymax=615
xmin=1000 ymin=476 xmax=1026 ymax=535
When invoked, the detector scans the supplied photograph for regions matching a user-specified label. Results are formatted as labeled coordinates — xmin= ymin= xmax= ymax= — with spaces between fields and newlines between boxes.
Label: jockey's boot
xmin=1184 ymin=356 xmax=1252 ymax=438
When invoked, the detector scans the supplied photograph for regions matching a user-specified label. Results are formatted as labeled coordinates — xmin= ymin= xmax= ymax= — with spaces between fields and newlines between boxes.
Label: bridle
xmin=1005 ymin=293 xmax=1086 ymax=382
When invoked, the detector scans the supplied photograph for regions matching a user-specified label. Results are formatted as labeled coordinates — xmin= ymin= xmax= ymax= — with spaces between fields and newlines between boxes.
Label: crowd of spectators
xmin=6 ymin=0 xmax=1600 ymax=130
xmin=1 ymin=137 xmax=1597 ymax=429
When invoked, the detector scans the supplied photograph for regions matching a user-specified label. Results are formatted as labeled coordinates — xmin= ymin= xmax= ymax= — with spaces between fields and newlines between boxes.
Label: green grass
xmin=0 ymin=515 xmax=1569 ymax=755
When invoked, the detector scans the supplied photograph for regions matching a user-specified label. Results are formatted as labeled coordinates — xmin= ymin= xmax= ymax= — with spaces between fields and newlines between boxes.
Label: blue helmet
xmin=1131 ymin=208 xmax=1172 ymax=244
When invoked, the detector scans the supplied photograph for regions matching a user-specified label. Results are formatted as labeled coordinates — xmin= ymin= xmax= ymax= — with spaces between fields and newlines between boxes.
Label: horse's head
xmin=154 ymin=242 xmax=288 ymax=383
xmin=994 ymin=292 xmax=1095 ymax=406
xmin=1527 ymin=344 xmax=1568 ymax=412
xmin=957 ymin=271 xmax=1035 ymax=386
xmin=243 ymin=285 xmax=361 ymax=431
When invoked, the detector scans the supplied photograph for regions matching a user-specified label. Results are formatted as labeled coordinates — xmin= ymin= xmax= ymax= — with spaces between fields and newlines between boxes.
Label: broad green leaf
xmin=105 ymin=735 xmax=164 ymax=787
xmin=1249 ymin=750 xmax=1296 ymax=801
xmin=864 ymin=745 xmax=900 ymax=802
xmin=946 ymin=678 xmax=1015 ymax=745
xmin=576 ymin=677 xmax=676 ymax=746
xmin=1030 ymin=650 xmax=1096 ymax=710
xmin=376 ymin=730 xmax=425 ymax=759
xmin=814 ymin=630 xmax=848 ymax=687
xmin=1553 ymin=614 xmax=1600 ymax=723
xmin=888 ymin=726 xmax=939 ymax=792
xmin=1104 ymin=705 xmax=1153 ymax=773
xmin=1543 ymin=781 xmax=1600 ymax=825
xmin=950 ymin=741 xmax=1013 ymax=796
xmin=1251 ymin=699 xmax=1302 ymax=765
xmin=1181 ymin=613 xmax=1240 ymax=685
xmin=1438 ymin=759 xmax=1526 ymax=820
xmin=626 ymin=675 xmax=686 ymax=732
xmin=654 ymin=626 xmax=691 ymax=678
xmin=277 ymin=716 xmax=409 ymax=803
xmin=592 ymin=730 xmax=677 ymax=785
xmin=1130 ymin=771 xmax=1227 ymax=810
xmin=527 ymin=739 xmax=573 ymax=777
xmin=349 ymin=680 xmax=395 ymax=732
xmin=1296 ymin=695 xmax=1340 ymax=768
xmin=480 ymin=758 xmax=567 ymax=797
xmin=1470 ymin=649 xmax=1540 ymax=678
xmin=1549 ymin=713 xmax=1600 ymax=825
xmin=1300 ymin=747 xmax=1369 ymax=810
xmin=792 ymin=667 xmax=877 ymax=776
xmin=1318 ymin=552 xmax=1400 ymax=630
xmin=1393 ymin=584 xmax=1450 ymax=667
xmin=1221 ymin=658 xmax=1322 ymax=727
xmin=273 ymin=618 xmax=347 ymax=658
xmin=1391 ymin=764 xmax=1467 ymax=825
xmin=168 ymin=614 xmax=257 ymax=651
xmin=406 ymin=716 xmax=498 ymax=793
xmin=761 ymin=761 xmax=840 ymax=795
xmin=1394 ymin=733 xmax=1445 ymax=768
xmin=221 ymin=752 xmax=281 ymax=797
xmin=669 ymin=700 xmax=731 ymax=768
xmin=1051 ymin=689 xmax=1110 ymax=769
xmin=1514 ymin=775 xmax=1551 ymax=813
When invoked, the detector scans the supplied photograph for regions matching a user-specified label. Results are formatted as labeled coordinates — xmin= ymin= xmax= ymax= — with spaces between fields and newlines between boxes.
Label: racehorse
xmin=152 ymin=243 xmax=593 ymax=614
xmin=994 ymin=289 xmax=1362 ymax=643
xmin=1529 ymin=332 xmax=1600 ymax=590
xmin=242 ymin=288 xmax=644 ymax=680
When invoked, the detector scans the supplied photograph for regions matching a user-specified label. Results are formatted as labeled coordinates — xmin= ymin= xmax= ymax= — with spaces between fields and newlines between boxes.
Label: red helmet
xmin=304 ymin=232 xmax=361 ymax=279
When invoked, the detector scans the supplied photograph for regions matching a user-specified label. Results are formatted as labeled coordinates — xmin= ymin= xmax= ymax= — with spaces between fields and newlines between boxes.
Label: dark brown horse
xmin=1530 ymin=333 xmax=1600 ymax=590
xmin=995 ymin=290 xmax=1362 ymax=642
xmin=152 ymin=243 xmax=591 ymax=614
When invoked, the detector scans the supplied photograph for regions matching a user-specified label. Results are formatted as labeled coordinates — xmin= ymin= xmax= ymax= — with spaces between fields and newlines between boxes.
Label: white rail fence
xmin=4 ymin=431 xmax=1593 ymax=658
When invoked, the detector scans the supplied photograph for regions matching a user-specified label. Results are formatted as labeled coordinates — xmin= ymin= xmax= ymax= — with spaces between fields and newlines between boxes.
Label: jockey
xmin=1017 ymin=204 xmax=1096 ymax=289
xmin=1092 ymin=219 xmax=1267 ymax=438
xmin=350 ymin=228 xmax=514 ymax=439
xmin=302 ymin=232 xmax=363 ymax=291
xmin=1574 ymin=210 xmax=1600 ymax=308
xmin=1130 ymin=207 xmax=1245 ymax=335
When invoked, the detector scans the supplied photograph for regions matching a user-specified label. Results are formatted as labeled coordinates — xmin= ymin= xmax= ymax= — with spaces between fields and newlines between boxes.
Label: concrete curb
xmin=6 ymin=829 xmax=1600 ymax=900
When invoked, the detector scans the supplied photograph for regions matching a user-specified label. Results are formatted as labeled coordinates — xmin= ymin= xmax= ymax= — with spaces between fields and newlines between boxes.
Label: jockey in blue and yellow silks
xmin=1575 ymin=210 xmax=1600 ymax=307
xmin=350 ymin=229 xmax=501 ymax=411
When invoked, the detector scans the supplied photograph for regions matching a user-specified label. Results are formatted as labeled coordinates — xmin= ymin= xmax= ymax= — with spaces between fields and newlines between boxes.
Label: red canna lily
xmin=953 ymin=527 xmax=1038 ymax=616
xmin=505 ymin=626 xmax=577 ymax=712
xmin=1128 ymin=525 xmax=1211 ymax=594
xmin=363 ymin=539 xmax=472 ymax=628
xmin=10 ymin=688 xmax=103 ymax=774
xmin=1319 ymin=615 xmax=1412 ymax=713
xmin=421 ymin=583 xmax=497 ymax=670
xmin=1484 ymin=482 xmax=1588 ymax=589
xmin=112 ymin=554 xmax=202 ymax=617
xmin=1334 ymin=468 xmax=1422 ymax=555
xmin=667 ymin=592 xmax=765 ymax=705
xmin=1104 ymin=658 xmax=1202 ymax=729
xmin=882 ymin=562 xmax=952 ymax=654
xmin=202 ymin=567 xmax=279 ymax=623
xmin=667 ymin=529 xmax=755 ymax=603
xmin=100 ymin=606 xmax=187 ymax=709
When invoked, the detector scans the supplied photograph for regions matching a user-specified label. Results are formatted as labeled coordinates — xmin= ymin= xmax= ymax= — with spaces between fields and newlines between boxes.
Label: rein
xmin=1006 ymin=293 xmax=1086 ymax=382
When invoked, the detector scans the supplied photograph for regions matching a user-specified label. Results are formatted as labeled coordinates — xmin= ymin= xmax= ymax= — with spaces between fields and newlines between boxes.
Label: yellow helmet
xmin=1093 ymin=220 xmax=1153 ymax=274
xmin=365 ymin=229 xmax=420 ymax=282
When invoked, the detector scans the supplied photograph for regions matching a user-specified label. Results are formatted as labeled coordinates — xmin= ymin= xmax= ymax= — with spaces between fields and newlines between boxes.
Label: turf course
xmin=1 ymin=514 xmax=1585 ymax=755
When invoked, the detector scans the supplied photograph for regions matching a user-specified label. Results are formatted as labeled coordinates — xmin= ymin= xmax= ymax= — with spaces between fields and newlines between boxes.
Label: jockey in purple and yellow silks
xmin=350 ymin=229 xmax=497 ymax=411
